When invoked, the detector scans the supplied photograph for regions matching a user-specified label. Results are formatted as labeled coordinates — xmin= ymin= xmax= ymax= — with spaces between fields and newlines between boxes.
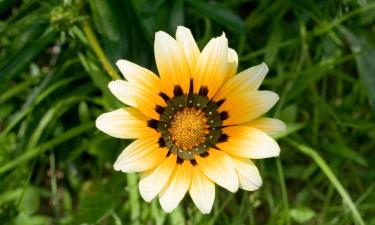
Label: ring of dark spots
xmin=147 ymin=81 xmax=233 ymax=161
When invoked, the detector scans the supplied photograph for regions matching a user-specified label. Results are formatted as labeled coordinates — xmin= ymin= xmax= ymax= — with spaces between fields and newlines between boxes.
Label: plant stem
xmin=276 ymin=158 xmax=290 ymax=225
xmin=81 ymin=19 xmax=121 ymax=80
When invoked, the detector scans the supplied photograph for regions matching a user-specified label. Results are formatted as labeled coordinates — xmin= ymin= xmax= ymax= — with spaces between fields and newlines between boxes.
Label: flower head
xmin=96 ymin=26 xmax=286 ymax=214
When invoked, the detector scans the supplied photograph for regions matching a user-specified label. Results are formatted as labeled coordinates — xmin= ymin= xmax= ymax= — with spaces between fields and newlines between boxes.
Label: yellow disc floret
xmin=168 ymin=107 xmax=209 ymax=150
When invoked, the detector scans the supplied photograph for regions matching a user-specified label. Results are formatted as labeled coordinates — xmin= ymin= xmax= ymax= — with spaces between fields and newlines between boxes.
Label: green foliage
xmin=1 ymin=0 xmax=375 ymax=224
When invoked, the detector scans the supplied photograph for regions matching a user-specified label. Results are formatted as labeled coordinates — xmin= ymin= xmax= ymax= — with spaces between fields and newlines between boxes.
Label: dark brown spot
xmin=176 ymin=157 xmax=184 ymax=164
xmin=159 ymin=92 xmax=170 ymax=102
xmin=173 ymin=85 xmax=183 ymax=97
xmin=219 ymin=111 xmax=229 ymax=120
xmin=198 ymin=86 xmax=209 ymax=97
xmin=218 ymin=133 xmax=229 ymax=143
xmin=166 ymin=150 xmax=172 ymax=157
xmin=200 ymin=151 xmax=209 ymax=158
xmin=190 ymin=159 xmax=197 ymax=166
xmin=216 ymin=99 xmax=226 ymax=107
xmin=158 ymin=137 xmax=166 ymax=147
xmin=155 ymin=105 xmax=165 ymax=115
xmin=147 ymin=119 xmax=159 ymax=129
xmin=189 ymin=79 xmax=194 ymax=93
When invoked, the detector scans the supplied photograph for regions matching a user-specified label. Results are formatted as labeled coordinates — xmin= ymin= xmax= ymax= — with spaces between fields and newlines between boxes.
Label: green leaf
xmin=186 ymin=0 xmax=245 ymax=34
xmin=18 ymin=186 xmax=40 ymax=215
xmin=290 ymin=206 xmax=316 ymax=224
xmin=340 ymin=27 xmax=375 ymax=111
xmin=0 ymin=28 xmax=57 ymax=82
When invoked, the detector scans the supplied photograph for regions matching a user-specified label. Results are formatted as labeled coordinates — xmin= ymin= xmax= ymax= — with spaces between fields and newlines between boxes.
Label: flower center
xmin=168 ymin=107 xmax=209 ymax=150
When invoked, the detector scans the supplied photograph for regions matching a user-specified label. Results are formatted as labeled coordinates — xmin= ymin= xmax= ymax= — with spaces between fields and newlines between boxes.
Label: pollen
xmin=168 ymin=107 xmax=209 ymax=150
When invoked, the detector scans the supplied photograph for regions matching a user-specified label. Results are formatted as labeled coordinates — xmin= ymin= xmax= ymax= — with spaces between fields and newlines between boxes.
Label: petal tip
xmin=159 ymin=199 xmax=176 ymax=213
xmin=113 ymin=163 xmax=122 ymax=171
xmin=155 ymin=31 xmax=171 ymax=41
xmin=176 ymin=25 xmax=190 ymax=32
xmin=95 ymin=114 xmax=105 ymax=130
xmin=260 ymin=62 xmax=269 ymax=72
xmin=139 ymin=190 xmax=154 ymax=203
xmin=115 ymin=59 xmax=126 ymax=67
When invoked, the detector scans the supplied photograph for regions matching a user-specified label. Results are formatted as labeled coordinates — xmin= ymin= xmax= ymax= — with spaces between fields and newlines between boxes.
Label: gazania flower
xmin=96 ymin=26 xmax=286 ymax=214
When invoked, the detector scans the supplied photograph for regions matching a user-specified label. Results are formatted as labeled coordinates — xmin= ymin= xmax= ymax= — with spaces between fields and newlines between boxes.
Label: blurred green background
xmin=1 ymin=0 xmax=375 ymax=224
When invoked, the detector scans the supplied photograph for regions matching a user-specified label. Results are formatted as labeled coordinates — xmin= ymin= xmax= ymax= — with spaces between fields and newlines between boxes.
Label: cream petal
xmin=193 ymin=34 xmax=228 ymax=98
xmin=176 ymin=26 xmax=200 ymax=74
xmin=218 ymin=126 xmax=280 ymax=159
xmin=159 ymin=160 xmax=192 ymax=212
xmin=108 ymin=80 xmax=163 ymax=120
xmin=154 ymin=31 xmax=190 ymax=97
xmin=113 ymin=136 xmax=168 ymax=172
xmin=219 ymin=90 xmax=279 ymax=126
xmin=224 ymin=48 xmax=238 ymax=81
xmin=139 ymin=154 xmax=177 ymax=202
xmin=232 ymin=157 xmax=262 ymax=191
xmin=196 ymin=149 xmax=239 ymax=192
xmin=245 ymin=117 xmax=287 ymax=136
xmin=214 ymin=63 xmax=268 ymax=101
xmin=116 ymin=60 xmax=165 ymax=100
xmin=189 ymin=165 xmax=215 ymax=214
xmin=95 ymin=107 xmax=155 ymax=139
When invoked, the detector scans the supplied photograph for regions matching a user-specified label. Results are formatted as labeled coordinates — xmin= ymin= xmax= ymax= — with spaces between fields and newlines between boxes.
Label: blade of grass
xmin=286 ymin=139 xmax=365 ymax=225
xmin=276 ymin=158 xmax=290 ymax=225
xmin=0 ymin=122 xmax=94 ymax=175
xmin=127 ymin=173 xmax=140 ymax=225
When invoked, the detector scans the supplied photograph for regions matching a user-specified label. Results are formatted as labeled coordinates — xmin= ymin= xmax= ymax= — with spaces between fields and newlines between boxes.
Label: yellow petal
xmin=218 ymin=126 xmax=280 ymax=159
xmin=189 ymin=165 xmax=215 ymax=214
xmin=231 ymin=157 xmax=262 ymax=191
xmin=139 ymin=154 xmax=177 ymax=202
xmin=108 ymin=80 xmax=164 ymax=120
xmin=193 ymin=34 xmax=228 ymax=98
xmin=116 ymin=60 xmax=165 ymax=100
xmin=196 ymin=149 xmax=239 ymax=192
xmin=224 ymin=48 xmax=238 ymax=81
xmin=176 ymin=26 xmax=200 ymax=74
xmin=219 ymin=90 xmax=279 ymax=126
xmin=95 ymin=107 xmax=154 ymax=139
xmin=159 ymin=160 xmax=192 ymax=212
xmin=245 ymin=117 xmax=286 ymax=136
xmin=155 ymin=31 xmax=190 ymax=97
xmin=214 ymin=63 xmax=268 ymax=101
xmin=113 ymin=135 xmax=168 ymax=172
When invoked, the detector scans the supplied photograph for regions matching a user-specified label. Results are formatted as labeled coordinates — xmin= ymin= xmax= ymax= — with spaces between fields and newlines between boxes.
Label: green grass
xmin=1 ymin=0 xmax=375 ymax=224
